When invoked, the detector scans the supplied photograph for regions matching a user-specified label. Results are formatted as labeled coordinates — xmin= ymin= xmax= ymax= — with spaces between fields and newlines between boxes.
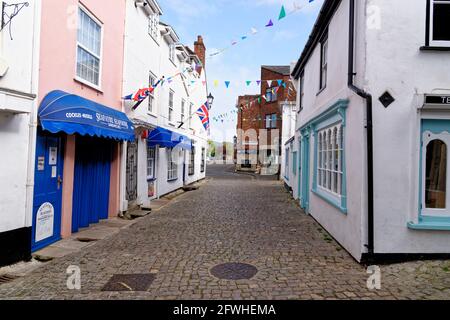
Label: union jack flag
xmin=196 ymin=102 xmax=210 ymax=130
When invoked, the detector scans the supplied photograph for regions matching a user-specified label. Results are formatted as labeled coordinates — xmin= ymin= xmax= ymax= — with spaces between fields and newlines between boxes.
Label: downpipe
xmin=348 ymin=0 xmax=375 ymax=259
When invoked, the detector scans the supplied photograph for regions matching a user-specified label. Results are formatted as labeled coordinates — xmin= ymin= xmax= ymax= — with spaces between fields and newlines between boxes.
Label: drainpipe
xmin=348 ymin=0 xmax=374 ymax=258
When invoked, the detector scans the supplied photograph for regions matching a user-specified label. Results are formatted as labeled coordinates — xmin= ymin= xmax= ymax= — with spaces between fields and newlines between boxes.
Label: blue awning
xmin=38 ymin=90 xmax=135 ymax=141
xmin=147 ymin=126 xmax=191 ymax=150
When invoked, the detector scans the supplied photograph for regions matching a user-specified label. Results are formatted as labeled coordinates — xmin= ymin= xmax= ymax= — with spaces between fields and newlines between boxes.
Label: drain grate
xmin=0 ymin=274 xmax=19 ymax=285
xmin=210 ymin=263 xmax=258 ymax=280
xmin=102 ymin=274 xmax=156 ymax=292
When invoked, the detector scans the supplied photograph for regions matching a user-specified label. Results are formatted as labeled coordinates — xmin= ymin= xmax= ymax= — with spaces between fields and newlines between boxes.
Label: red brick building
xmin=235 ymin=66 xmax=296 ymax=173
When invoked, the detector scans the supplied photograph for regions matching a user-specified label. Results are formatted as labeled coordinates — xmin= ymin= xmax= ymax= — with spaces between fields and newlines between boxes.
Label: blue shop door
xmin=32 ymin=129 xmax=64 ymax=252
xmin=72 ymin=136 xmax=113 ymax=233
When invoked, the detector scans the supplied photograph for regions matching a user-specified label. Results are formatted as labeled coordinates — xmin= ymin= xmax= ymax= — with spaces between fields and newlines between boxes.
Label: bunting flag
xmin=251 ymin=27 xmax=258 ymax=35
xmin=279 ymin=5 xmax=287 ymax=20
xmin=265 ymin=19 xmax=274 ymax=27
xmin=246 ymin=81 xmax=252 ymax=86
xmin=256 ymin=80 xmax=261 ymax=86
xmin=225 ymin=81 xmax=231 ymax=88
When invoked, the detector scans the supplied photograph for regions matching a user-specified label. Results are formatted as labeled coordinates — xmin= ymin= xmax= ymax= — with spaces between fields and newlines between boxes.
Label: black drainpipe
xmin=348 ymin=0 xmax=374 ymax=258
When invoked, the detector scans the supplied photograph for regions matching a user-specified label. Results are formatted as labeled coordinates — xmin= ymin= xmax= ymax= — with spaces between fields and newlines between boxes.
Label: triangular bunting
xmin=279 ymin=5 xmax=286 ymax=20
xmin=265 ymin=19 xmax=274 ymax=27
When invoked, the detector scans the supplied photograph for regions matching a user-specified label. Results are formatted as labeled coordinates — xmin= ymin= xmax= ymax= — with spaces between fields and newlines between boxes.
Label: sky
xmin=161 ymin=0 xmax=324 ymax=142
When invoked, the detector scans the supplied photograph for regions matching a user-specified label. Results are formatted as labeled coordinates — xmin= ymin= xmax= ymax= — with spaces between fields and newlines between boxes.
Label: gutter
xmin=348 ymin=0 xmax=374 ymax=259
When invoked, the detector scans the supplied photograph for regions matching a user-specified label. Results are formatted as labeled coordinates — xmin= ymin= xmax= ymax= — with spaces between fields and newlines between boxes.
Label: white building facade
xmin=281 ymin=101 xmax=298 ymax=195
xmin=0 ymin=0 xmax=41 ymax=266
xmin=122 ymin=0 xmax=208 ymax=212
xmin=292 ymin=0 xmax=450 ymax=262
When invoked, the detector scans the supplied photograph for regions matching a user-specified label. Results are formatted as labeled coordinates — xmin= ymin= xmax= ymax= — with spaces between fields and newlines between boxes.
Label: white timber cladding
xmin=0 ymin=0 xmax=40 ymax=232
xmin=122 ymin=0 xmax=208 ymax=207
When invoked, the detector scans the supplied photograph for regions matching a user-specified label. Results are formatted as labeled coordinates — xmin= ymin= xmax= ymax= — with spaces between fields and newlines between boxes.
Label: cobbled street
xmin=0 ymin=165 xmax=449 ymax=300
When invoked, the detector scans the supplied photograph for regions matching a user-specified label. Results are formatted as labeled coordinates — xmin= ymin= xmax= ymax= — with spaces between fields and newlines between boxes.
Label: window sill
xmin=407 ymin=216 xmax=450 ymax=231
xmin=420 ymin=46 xmax=450 ymax=52
xmin=167 ymin=178 xmax=178 ymax=182
xmin=74 ymin=77 xmax=103 ymax=93
xmin=147 ymin=177 xmax=157 ymax=182
xmin=316 ymin=86 xmax=326 ymax=96
xmin=312 ymin=188 xmax=347 ymax=214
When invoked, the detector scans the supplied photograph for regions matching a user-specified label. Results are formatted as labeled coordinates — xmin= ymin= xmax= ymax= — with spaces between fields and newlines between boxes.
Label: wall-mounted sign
xmin=37 ymin=157 xmax=45 ymax=171
xmin=35 ymin=202 xmax=55 ymax=242
xmin=425 ymin=95 xmax=450 ymax=105
xmin=49 ymin=147 xmax=57 ymax=165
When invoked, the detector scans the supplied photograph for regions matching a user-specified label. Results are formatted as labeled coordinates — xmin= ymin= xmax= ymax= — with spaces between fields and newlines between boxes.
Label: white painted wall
xmin=0 ymin=0 xmax=40 ymax=233
xmin=281 ymin=102 xmax=297 ymax=184
xmin=122 ymin=1 xmax=207 ymax=205
xmin=295 ymin=0 xmax=367 ymax=260
xmin=154 ymin=23 xmax=207 ymax=197
xmin=294 ymin=0 xmax=450 ymax=260
xmin=366 ymin=0 xmax=450 ymax=253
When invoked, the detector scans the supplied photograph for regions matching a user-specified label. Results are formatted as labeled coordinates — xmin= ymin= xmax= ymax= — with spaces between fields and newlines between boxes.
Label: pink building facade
xmin=32 ymin=0 xmax=131 ymax=251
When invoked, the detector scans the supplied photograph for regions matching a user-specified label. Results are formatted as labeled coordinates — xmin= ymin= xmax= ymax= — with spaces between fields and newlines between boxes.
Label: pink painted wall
xmin=39 ymin=0 xmax=126 ymax=234
xmin=61 ymin=136 xmax=75 ymax=238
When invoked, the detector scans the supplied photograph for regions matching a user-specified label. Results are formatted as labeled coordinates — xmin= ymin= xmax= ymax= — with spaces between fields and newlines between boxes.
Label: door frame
xmin=31 ymin=129 xmax=65 ymax=252
xmin=300 ymin=131 xmax=311 ymax=212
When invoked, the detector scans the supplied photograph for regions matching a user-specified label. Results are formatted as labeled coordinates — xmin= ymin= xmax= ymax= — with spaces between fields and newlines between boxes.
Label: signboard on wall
xmin=425 ymin=95 xmax=450 ymax=106
xmin=35 ymin=202 xmax=54 ymax=242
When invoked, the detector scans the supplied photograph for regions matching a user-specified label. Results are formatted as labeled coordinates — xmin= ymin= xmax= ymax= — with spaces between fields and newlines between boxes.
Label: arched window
xmin=425 ymin=139 xmax=447 ymax=209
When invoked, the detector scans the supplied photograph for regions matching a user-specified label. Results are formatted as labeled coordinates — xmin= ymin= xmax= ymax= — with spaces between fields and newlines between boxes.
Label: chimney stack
xmin=194 ymin=35 xmax=206 ymax=73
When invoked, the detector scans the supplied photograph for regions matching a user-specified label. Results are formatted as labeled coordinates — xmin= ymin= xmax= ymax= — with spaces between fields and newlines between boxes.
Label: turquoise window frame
xmin=299 ymin=99 xmax=349 ymax=214
xmin=408 ymin=119 xmax=450 ymax=231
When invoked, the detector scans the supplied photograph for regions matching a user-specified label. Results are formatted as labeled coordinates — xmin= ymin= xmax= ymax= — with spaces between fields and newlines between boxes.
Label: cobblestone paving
xmin=0 ymin=165 xmax=449 ymax=300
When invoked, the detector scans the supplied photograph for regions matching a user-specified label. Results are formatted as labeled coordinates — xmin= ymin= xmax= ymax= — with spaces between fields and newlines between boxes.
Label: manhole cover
xmin=101 ymin=274 xmax=156 ymax=292
xmin=210 ymin=263 xmax=258 ymax=280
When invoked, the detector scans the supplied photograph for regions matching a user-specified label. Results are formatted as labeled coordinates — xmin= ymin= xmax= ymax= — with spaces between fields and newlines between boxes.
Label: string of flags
xmin=208 ymin=0 xmax=316 ymax=59
xmin=213 ymin=79 xmax=291 ymax=89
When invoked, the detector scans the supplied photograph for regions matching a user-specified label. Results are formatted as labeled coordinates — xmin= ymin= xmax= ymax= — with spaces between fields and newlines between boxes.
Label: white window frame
xmin=148 ymin=13 xmax=160 ymax=43
xmin=147 ymin=146 xmax=156 ymax=180
xmin=189 ymin=146 xmax=195 ymax=176
xmin=167 ymin=148 xmax=178 ymax=181
xmin=189 ymin=102 xmax=193 ymax=129
xmin=201 ymin=147 xmax=206 ymax=173
xmin=265 ymin=113 xmax=277 ymax=129
xmin=422 ymin=131 xmax=450 ymax=217
xmin=298 ymin=72 xmax=304 ymax=112
xmin=75 ymin=5 xmax=103 ymax=90
xmin=181 ymin=99 xmax=186 ymax=124
xmin=317 ymin=123 xmax=343 ymax=200
xmin=169 ymin=44 xmax=176 ymax=64
xmin=168 ymin=90 xmax=174 ymax=123
xmin=429 ymin=0 xmax=450 ymax=47
xmin=148 ymin=72 xmax=157 ymax=114
xmin=319 ymin=36 xmax=328 ymax=91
